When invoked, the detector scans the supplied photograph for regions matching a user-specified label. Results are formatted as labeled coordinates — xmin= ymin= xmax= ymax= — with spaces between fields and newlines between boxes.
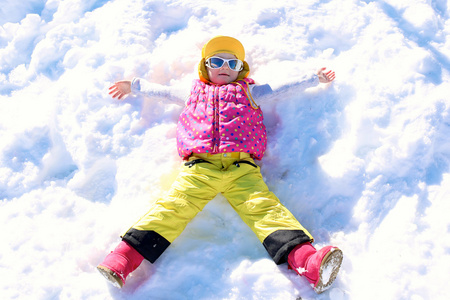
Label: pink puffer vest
xmin=177 ymin=78 xmax=267 ymax=160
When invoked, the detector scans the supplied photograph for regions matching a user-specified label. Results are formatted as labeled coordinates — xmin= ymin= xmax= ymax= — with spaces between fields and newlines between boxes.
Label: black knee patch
xmin=263 ymin=230 xmax=312 ymax=264
xmin=123 ymin=229 xmax=171 ymax=263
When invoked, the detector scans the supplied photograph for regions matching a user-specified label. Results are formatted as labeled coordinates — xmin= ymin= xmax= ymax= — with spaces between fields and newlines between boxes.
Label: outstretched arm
xmin=252 ymin=68 xmax=336 ymax=104
xmin=108 ymin=78 xmax=186 ymax=105
xmin=271 ymin=74 xmax=319 ymax=95
xmin=273 ymin=68 xmax=335 ymax=93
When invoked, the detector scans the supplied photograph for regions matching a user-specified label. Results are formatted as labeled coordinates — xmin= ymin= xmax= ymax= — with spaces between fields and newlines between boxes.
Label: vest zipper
xmin=212 ymin=85 xmax=219 ymax=153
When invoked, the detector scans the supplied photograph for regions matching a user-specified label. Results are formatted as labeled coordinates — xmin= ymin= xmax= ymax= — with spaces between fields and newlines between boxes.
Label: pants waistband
xmin=193 ymin=152 xmax=251 ymax=160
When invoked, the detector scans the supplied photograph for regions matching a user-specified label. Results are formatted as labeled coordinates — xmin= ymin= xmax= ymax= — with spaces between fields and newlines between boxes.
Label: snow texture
xmin=1 ymin=0 xmax=450 ymax=299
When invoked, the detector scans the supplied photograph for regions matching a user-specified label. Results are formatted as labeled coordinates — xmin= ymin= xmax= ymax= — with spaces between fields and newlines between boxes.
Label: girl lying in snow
xmin=98 ymin=35 xmax=342 ymax=294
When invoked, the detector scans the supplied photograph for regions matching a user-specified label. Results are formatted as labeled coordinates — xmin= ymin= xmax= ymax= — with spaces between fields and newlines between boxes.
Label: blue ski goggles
xmin=205 ymin=56 xmax=244 ymax=71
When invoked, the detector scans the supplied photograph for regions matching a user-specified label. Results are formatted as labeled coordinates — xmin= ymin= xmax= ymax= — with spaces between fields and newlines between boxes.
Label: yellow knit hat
xmin=202 ymin=35 xmax=245 ymax=60
xmin=198 ymin=36 xmax=250 ymax=83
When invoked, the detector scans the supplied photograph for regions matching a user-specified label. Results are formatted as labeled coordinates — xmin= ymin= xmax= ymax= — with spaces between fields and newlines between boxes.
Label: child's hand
xmin=317 ymin=67 xmax=335 ymax=83
xmin=109 ymin=80 xmax=132 ymax=100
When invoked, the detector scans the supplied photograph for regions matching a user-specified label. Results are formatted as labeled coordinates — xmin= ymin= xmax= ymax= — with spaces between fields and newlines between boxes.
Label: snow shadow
xmin=142 ymin=1 xmax=193 ymax=40
xmin=0 ymin=126 xmax=78 ymax=200
xmin=260 ymin=83 xmax=360 ymax=238
xmin=379 ymin=1 xmax=449 ymax=84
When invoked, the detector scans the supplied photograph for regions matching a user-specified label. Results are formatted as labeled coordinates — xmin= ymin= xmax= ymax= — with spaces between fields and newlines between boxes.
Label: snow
xmin=1 ymin=0 xmax=449 ymax=299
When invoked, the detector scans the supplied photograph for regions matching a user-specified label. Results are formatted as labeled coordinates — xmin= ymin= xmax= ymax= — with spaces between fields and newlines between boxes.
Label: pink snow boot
xmin=97 ymin=240 xmax=144 ymax=288
xmin=287 ymin=242 xmax=343 ymax=294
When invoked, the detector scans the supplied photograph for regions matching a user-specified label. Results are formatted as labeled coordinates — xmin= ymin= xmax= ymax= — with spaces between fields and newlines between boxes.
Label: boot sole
xmin=314 ymin=248 xmax=343 ymax=294
xmin=97 ymin=265 xmax=124 ymax=288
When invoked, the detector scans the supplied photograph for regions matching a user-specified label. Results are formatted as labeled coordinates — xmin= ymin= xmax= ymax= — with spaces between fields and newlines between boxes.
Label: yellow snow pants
xmin=122 ymin=153 xmax=313 ymax=264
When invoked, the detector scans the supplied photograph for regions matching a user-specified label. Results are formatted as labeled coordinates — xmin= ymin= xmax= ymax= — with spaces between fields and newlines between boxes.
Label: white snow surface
xmin=1 ymin=0 xmax=450 ymax=299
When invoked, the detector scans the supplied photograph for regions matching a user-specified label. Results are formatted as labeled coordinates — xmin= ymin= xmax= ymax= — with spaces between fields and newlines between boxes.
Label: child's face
xmin=206 ymin=53 xmax=240 ymax=85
